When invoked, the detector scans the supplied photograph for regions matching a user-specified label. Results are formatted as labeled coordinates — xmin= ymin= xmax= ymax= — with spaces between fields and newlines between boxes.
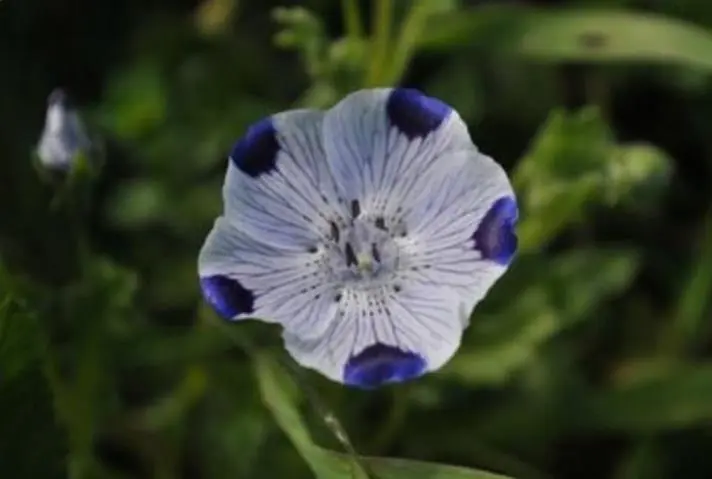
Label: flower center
xmin=323 ymin=203 xmax=402 ymax=287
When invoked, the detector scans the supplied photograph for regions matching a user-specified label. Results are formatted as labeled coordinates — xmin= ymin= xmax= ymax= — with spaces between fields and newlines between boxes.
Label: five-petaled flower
xmin=36 ymin=88 xmax=91 ymax=171
xmin=198 ymin=88 xmax=518 ymax=389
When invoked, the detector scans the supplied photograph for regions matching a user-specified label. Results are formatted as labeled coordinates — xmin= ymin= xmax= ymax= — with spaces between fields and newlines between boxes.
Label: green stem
xmin=371 ymin=387 xmax=409 ymax=453
xmin=384 ymin=2 xmax=429 ymax=86
xmin=366 ymin=0 xmax=393 ymax=86
xmin=663 ymin=207 xmax=712 ymax=355
xmin=341 ymin=0 xmax=363 ymax=40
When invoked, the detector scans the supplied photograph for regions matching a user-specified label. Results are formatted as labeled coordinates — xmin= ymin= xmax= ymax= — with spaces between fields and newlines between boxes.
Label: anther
xmin=345 ymin=242 xmax=357 ymax=267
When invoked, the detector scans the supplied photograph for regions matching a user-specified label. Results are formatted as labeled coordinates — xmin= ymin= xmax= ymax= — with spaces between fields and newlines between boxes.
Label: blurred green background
xmin=4 ymin=0 xmax=712 ymax=478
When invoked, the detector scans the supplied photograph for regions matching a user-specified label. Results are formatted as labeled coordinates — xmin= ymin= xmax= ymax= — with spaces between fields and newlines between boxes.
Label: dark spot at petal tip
xmin=343 ymin=344 xmax=426 ymax=389
xmin=199 ymin=275 xmax=255 ymax=319
xmin=229 ymin=117 xmax=279 ymax=178
xmin=386 ymin=88 xmax=452 ymax=139
xmin=473 ymin=196 xmax=518 ymax=266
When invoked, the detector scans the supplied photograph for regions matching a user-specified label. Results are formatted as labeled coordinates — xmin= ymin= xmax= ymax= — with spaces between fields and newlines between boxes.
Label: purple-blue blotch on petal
xmin=229 ymin=117 xmax=280 ymax=178
xmin=386 ymin=88 xmax=452 ymax=139
xmin=343 ymin=343 xmax=427 ymax=389
xmin=473 ymin=196 xmax=518 ymax=266
xmin=200 ymin=275 xmax=255 ymax=319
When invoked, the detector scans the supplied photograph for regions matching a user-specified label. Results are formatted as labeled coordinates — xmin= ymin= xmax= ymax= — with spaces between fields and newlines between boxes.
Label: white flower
xmin=198 ymin=88 xmax=518 ymax=388
xmin=36 ymin=88 xmax=91 ymax=171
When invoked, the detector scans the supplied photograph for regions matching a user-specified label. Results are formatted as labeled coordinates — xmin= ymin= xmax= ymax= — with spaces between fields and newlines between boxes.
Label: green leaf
xmin=0 ymin=297 xmax=42 ymax=381
xmin=579 ymin=362 xmax=712 ymax=432
xmin=100 ymin=63 xmax=167 ymax=140
xmin=444 ymin=249 xmax=639 ymax=386
xmin=662 ymin=209 xmax=712 ymax=354
xmin=514 ymin=10 xmax=712 ymax=69
xmin=604 ymin=143 xmax=672 ymax=206
xmin=254 ymin=354 xmax=369 ymax=479
xmin=0 ymin=369 xmax=66 ymax=478
xmin=417 ymin=5 xmax=527 ymax=51
xmin=513 ymin=107 xmax=672 ymax=251
xmin=254 ymin=354 xmax=514 ymax=478
xmin=419 ymin=7 xmax=712 ymax=72
xmin=513 ymin=108 xmax=614 ymax=251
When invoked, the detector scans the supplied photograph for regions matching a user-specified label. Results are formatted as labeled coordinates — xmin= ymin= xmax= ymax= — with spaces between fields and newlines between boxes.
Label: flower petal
xmin=321 ymin=88 xmax=473 ymax=218
xmin=198 ymin=217 xmax=340 ymax=338
xmin=392 ymin=149 xmax=517 ymax=319
xmin=37 ymin=89 xmax=91 ymax=170
xmin=282 ymin=284 xmax=463 ymax=388
xmin=223 ymin=110 xmax=347 ymax=249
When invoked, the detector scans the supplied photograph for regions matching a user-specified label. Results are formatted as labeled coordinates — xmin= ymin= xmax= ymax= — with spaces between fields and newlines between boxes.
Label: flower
xmin=198 ymin=88 xmax=518 ymax=389
xmin=36 ymin=88 xmax=91 ymax=171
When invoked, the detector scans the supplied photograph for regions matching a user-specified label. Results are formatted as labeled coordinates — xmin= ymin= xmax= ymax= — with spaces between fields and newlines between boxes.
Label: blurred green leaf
xmin=514 ymin=107 xmax=613 ymax=251
xmin=0 ymin=369 xmax=66 ymax=478
xmin=100 ymin=63 xmax=167 ymax=140
xmin=605 ymin=142 xmax=672 ymax=206
xmin=580 ymin=362 xmax=712 ymax=432
xmin=664 ymin=209 xmax=712 ymax=354
xmin=194 ymin=0 xmax=240 ymax=36
xmin=514 ymin=108 xmax=671 ymax=251
xmin=0 ymin=296 xmax=42 ymax=382
xmin=446 ymin=249 xmax=639 ymax=386
xmin=255 ymin=355 xmax=513 ymax=478
xmin=515 ymin=10 xmax=712 ymax=69
xmin=420 ymin=7 xmax=712 ymax=72
xmin=417 ymin=5 xmax=525 ymax=51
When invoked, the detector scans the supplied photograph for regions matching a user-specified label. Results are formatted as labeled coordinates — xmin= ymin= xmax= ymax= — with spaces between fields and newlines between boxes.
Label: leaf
xmin=662 ymin=208 xmax=712 ymax=354
xmin=444 ymin=249 xmax=639 ymax=386
xmin=99 ymin=63 xmax=167 ymax=140
xmin=254 ymin=354 xmax=514 ymax=478
xmin=254 ymin=354 xmax=369 ymax=479
xmin=416 ymin=5 xmax=528 ymax=51
xmin=514 ymin=10 xmax=712 ymax=70
xmin=604 ymin=143 xmax=672 ymax=206
xmin=0 ymin=369 xmax=66 ymax=478
xmin=578 ymin=362 xmax=712 ymax=432
xmin=513 ymin=108 xmax=614 ymax=251
xmin=194 ymin=0 xmax=240 ymax=36
xmin=512 ymin=108 xmax=672 ymax=251
xmin=419 ymin=7 xmax=712 ymax=72
xmin=0 ymin=295 xmax=42 ymax=382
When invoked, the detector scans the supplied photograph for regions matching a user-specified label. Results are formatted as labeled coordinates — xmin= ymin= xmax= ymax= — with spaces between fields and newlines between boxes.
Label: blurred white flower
xmin=36 ymin=88 xmax=91 ymax=171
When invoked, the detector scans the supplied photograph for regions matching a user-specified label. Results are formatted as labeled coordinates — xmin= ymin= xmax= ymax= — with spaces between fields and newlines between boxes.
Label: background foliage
xmin=3 ymin=0 xmax=712 ymax=477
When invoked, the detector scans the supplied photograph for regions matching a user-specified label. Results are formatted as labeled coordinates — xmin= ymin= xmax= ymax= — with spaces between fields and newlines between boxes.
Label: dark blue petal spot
xmin=473 ymin=196 xmax=518 ymax=266
xmin=229 ymin=117 xmax=279 ymax=177
xmin=199 ymin=275 xmax=255 ymax=319
xmin=343 ymin=343 xmax=426 ymax=389
xmin=386 ymin=88 xmax=452 ymax=139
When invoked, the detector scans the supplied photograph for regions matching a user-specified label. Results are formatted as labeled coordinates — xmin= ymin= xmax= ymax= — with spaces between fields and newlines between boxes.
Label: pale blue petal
xmin=198 ymin=217 xmax=340 ymax=338
xmin=321 ymin=88 xmax=473 ymax=219
xmin=396 ymin=149 xmax=518 ymax=320
xmin=282 ymin=285 xmax=464 ymax=388
xmin=223 ymin=110 xmax=347 ymax=250
xmin=37 ymin=89 xmax=91 ymax=170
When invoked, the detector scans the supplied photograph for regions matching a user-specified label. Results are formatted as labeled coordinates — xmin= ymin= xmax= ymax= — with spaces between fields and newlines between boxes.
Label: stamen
xmin=345 ymin=242 xmax=358 ymax=267
xmin=330 ymin=221 xmax=340 ymax=242
xmin=371 ymin=243 xmax=381 ymax=263
xmin=350 ymin=200 xmax=361 ymax=218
